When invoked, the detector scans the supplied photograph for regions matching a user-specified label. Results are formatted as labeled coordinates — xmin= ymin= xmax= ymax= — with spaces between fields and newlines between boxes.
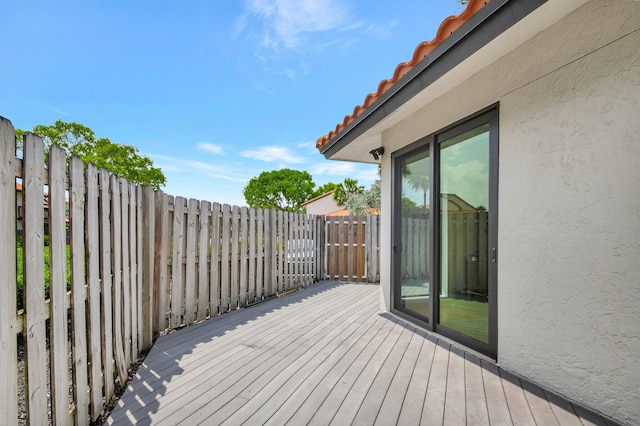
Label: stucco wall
xmin=302 ymin=193 xmax=340 ymax=216
xmin=378 ymin=1 xmax=640 ymax=423
xmin=497 ymin=8 xmax=640 ymax=424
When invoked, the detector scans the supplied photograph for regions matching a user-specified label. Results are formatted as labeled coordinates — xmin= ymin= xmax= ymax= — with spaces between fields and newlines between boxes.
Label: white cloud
xmin=240 ymin=146 xmax=305 ymax=163
xmin=197 ymin=142 xmax=223 ymax=155
xmin=241 ymin=0 xmax=354 ymax=50
xmin=310 ymin=161 xmax=356 ymax=176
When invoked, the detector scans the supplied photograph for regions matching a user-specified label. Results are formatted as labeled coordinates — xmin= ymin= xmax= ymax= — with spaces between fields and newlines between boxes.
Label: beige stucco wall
xmin=303 ymin=193 xmax=340 ymax=216
xmin=377 ymin=1 xmax=640 ymax=423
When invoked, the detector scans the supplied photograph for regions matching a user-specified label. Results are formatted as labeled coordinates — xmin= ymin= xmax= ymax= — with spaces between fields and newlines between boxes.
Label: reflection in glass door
xmin=398 ymin=150 xmax=430 ymax=320
xmin=438 ymin=124 xmax=490 ymax=344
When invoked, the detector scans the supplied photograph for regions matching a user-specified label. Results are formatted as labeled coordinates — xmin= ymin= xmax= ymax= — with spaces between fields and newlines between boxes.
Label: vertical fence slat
xmin=283 ymin=212 xmax=291 ymax=289
xmin=256 ymin=208 xmax=264 ymax=299
xmin=154 ymin=193 xmax=170 ymax=333
xmin=128 ymin=184 xmax=137 ymax=356
xmin=48 ymin=145 xmax=69 ymax=425
xmin=23 ymin=133 xmax=48 ymax=425
xmin=171 ymin=197 xmax=185 ymax=327
xmin=231 ymin=206 xmax=240 ymax=309
xmin=197 ymin=200 xmax=211 ymax=320
xmin=99 ymin=170 xmax=115 ymax=401
xmin=129 ymin=183 xmax=139 ymax=357
xmin=70 ymin=157 xmax=90 ymax=424
xmin=210 ymin=203 xmax=221 ymax=316
xmin=220 ymin=204 xmax=231 ymax=313
xmin=120 ymin=180 xmax=132 ymax=366
xmin=240 ymin=207 xmax=249 ymax=305
xmin=248 ymin=208 xmax=256 ymax=303
xmin=263 ymin=209 xmax=272 ymax=296
xmin=111 ymin=175 xmax=128 ymax=384
xmin=271 ymin=210 xmax=278 ymax=293
xmin=136 ymin=186 xmax=144 ymax=352
xmin=0 ymin=118 xmax=17 ymax=426
xmin=141 ymin=186 xmax=155 ymax=349
xmin=86 ymin=164 xmax=103 ymax=421
xmin=184 ymin=199 xmax=198 ymax=324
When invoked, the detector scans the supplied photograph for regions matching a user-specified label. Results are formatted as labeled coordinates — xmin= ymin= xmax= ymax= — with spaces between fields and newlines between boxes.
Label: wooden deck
xmin=108 ymin=281 xmax=613 ymax=425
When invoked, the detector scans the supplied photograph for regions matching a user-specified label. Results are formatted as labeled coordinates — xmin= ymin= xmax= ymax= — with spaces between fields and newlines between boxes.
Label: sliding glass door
xmin=393 ymin=108 xmax=497 ymax=357
xmin=397 ymin=150 xmax=431 ymax=321
xmin=438 ymin=124 xmax=490 ymax=345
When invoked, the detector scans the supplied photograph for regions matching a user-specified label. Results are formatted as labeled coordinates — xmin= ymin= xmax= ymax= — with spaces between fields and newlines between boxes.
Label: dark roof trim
xmin=320 ymin=0 xmax=547 ymax=159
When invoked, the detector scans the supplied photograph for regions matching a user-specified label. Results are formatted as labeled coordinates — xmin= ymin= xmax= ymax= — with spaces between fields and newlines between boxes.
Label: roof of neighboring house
xmin=301 ymin=190 xmax=336 ymax=207
xmin=16 ymin=182 xmax=22 ymax=191
xmin=325 ymin=207 xmax=380 ymax=218
xmin=316 ymin=0 xmax=489 ymax=151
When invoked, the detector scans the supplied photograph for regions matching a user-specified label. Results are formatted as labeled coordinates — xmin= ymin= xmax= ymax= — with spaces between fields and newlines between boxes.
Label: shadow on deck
xmin=107 ymin=281 xmax=616 ymax=425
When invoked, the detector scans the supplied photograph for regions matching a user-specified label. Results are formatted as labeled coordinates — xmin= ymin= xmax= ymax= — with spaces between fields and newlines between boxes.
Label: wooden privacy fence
xmin=0 ymin=117 xmax=325 ymax=425
xmin=153 ymin=195 xmax=323 ymax=331
xmin=324 ymin=215 xmax=380 ymax=282
xmin=0 ymin=115 xmax=377 ymax=425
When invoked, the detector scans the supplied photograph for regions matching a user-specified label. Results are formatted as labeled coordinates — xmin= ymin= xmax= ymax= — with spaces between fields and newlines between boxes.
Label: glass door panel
xmin=439 ymin=124 xmax=490 ymax=343
xmin=399 ymin=150 xmax=430 ymax=320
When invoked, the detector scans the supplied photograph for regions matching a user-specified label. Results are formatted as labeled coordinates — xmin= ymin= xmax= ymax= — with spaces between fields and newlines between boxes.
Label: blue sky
xmin=1 ymin=0 xmax=465 ymax=207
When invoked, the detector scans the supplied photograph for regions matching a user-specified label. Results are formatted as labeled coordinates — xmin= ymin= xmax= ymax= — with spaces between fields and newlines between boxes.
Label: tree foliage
xmin=333 ymin=178 xmax=364 ymax=206
xmin=17 ymin=120 xmax=166 ymax=189
xmin=333 ymin=176 xmax=380 ymax=215
xmin=311 ymin=182 xmax=339 ymax=199
xmin=243 ymin=168 xmax=315 ymax=212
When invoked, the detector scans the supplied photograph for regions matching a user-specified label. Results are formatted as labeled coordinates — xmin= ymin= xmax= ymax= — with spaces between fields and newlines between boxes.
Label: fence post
xmin=142 ymin=186 xmax=155 ymax=350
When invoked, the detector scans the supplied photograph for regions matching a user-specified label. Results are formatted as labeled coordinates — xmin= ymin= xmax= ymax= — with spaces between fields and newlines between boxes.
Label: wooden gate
xmin=324 ymin=215 xmax=380 ymax=282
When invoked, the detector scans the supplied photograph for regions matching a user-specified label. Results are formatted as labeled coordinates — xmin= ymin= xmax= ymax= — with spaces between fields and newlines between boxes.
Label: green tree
xmin=17 ymin=120 xmax=166 ymax=189
xmin=333 ymin=178 xmax=365 ymax=206
xmin=333 ymin=175 xmax=381 ymax=215
xmin=311 ymin=182 xmax=339 ymax=199
xmin=243 ymin=168 xmax=315 ymax=212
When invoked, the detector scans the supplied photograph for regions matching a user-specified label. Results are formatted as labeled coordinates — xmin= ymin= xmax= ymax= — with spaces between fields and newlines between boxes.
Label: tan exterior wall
xmin=378 ymin=1 xmax=640 ymax=423
xmin=302 ymin=193 xmax=340 ymax=216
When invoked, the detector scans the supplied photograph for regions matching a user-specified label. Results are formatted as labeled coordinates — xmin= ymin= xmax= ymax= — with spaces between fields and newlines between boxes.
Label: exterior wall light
xmin=369 ymin=147 xmax=385 ymax=160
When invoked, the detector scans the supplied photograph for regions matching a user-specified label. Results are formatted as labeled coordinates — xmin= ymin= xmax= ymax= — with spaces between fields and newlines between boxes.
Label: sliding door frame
xmin=391 ymin=105 xmax=498 ymax=358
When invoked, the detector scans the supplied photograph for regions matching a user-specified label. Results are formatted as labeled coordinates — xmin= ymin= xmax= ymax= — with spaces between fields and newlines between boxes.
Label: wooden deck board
xmin=443 ymin=346 xmax=467 ymax=425
xmin=108 ymin=281 xmax=617 ymax=426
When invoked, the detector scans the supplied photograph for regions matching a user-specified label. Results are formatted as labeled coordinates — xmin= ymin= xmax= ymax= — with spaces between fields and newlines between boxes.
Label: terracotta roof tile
xmin=317 ymin=0 xmax=489 ymax=150
xmin=324 ymin=207 xmax=380 ymax=218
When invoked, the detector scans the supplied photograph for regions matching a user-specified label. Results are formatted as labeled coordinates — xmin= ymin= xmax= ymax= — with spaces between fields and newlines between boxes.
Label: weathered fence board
xmin=231 ymin=205 xmax=240 ymax=308
xmin=0 ymin=117 xmax=17 ymax=426
xmin=184 ymin=199 xmax=198 ymax=324
xmin=23 ymin=133 xmax=48 ymax=425
xmin=99 ymin=169 xmax=115 ymax=402
xmin=87 ymin=164 xmax=104 ymax=420
xmin=210 ymin=202 xmax=222 ymax=316
xmin=154 ymin=192 xmax=170 ymax=332
xmin=70 ymin=156 xmax=90 ymax=424
xmin=141 ymin=185 xmax=155 ymax=349
xmin=171 ymin=197 xmax=185 ymax=327
xmin=256 ymin=208 xmax=264 ymax=299
xmin=220 ymin=204 xmax=231 ymax=313
xmin=197 ymin=200 xmax=211 ymax=321
xmin=111 ymin=174 xmax=128 ymax=385
xmin=130 ymin=183 xmax=139 ymax=357
xmin=48 ymin=145 xmax=69 ymax=425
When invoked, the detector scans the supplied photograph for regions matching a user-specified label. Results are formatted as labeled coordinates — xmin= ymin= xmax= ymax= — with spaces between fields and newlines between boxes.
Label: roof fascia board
xmin=321 ymin=0 xmax=547 ymax=159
